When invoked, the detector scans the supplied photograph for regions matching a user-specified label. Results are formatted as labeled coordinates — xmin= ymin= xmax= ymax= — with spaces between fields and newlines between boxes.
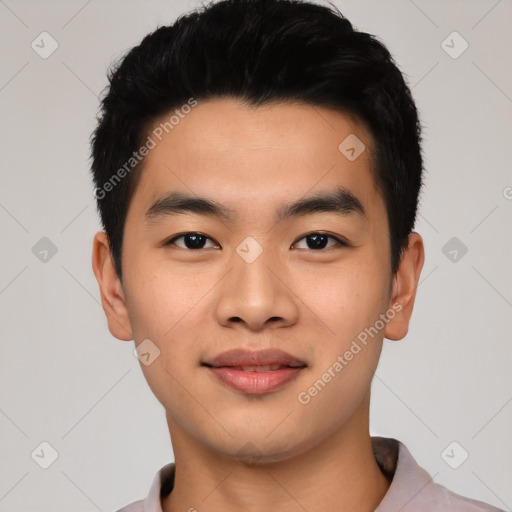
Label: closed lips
xmin=211 ymin=364 xmax=305 ymax=372
xmin=203 ymin=349 xmax=308 ymax=394
xmin=202 ymin=348 xmax=308 ymax=369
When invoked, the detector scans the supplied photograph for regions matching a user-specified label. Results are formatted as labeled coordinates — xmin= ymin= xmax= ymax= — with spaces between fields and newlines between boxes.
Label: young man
xmin=90 ymin=1 xmax=502 ymax=511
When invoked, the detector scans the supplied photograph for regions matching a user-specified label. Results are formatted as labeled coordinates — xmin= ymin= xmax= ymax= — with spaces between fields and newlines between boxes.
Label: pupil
xmin=182 ymin=234 xmax=329 ymax=250
xmin=308 ymin=234 xmax=328 ymax=249
xmin=185 ymin=234 xmax=206 ymax=249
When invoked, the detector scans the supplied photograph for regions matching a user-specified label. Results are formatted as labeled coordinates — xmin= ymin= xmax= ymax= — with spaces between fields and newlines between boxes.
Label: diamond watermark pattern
xmin=236 ymin=236 xmax=263 ymax=263
xmin=338 ymin=134 xmax=366 ymax=161
xmin=236 ymin=442 xmax=263 ymax=465
xmin=441 ymin=31 xmax=468 ymax=59
xmin=31 ymin=441 xmax=59 ymax=469
xmin=442 ymin=236 xmax=468 ymax=263
xmin=441 ymin=441 xmax=469 ymax=469
xmin=31 ymin=31 xmax=59 ymax=59
xmin=133 ymin=338 xmax=161 ymax=366
xmin=32 ymin=237 xmax=58 ymax=263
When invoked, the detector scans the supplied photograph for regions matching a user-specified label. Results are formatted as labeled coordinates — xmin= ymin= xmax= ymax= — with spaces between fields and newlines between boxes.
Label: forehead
xmin=130 ymin=98 xmax=382 ymax=221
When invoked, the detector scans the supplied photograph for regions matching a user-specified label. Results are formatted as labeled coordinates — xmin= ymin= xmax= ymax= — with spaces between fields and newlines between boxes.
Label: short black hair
xmin=90 ymin=0 xmax=423 ymax=280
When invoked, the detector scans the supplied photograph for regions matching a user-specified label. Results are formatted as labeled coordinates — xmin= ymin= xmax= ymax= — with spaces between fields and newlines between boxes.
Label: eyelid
xmin=292 ymin=232 xmax=349 ymax=249
xmin=163 ymin=231 xmax=349 ymax=250
xmin=163 ymin=232 xmax=220 ymax=248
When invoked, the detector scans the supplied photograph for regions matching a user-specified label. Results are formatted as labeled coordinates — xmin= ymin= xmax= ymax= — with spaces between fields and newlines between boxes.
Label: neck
xmin=162 ymin=393 xmax=390 ymax=512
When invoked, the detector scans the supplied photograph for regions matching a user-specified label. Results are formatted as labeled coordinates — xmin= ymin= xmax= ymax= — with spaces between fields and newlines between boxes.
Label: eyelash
xmin=163 ymin=232 xmax=349 ymax=251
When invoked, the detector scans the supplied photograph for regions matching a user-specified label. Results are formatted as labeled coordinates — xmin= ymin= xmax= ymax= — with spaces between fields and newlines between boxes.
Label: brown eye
xmin=166 ymin=233 xmax=219 ymax=249
xmin=293 ymin=232 xmax=347 ymax=250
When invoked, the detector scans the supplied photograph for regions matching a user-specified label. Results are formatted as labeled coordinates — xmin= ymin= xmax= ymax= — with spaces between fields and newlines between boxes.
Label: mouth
xmin=212 ymin=363 xmax=302 ymax=372
xmin=202 ymin=349 xmax=307 ymax=395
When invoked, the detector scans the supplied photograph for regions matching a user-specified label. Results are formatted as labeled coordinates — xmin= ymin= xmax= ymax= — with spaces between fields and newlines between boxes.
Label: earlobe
xmin=384 ymin=232 xmax=425 ymax=341
xmin=91 ymin=231 xmax=133 ymax=341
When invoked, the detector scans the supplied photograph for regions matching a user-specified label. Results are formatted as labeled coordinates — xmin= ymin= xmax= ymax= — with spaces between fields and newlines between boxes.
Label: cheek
xmin=121 ymin=255 xmax=218 ymax=384
xmin=292 ymin=257 xmax=391 ymax=344
xmin=290 ymin=256 xmax=390 ymax=403
xmin=293 ymin=273 xmax=386 ymax=432
xmin=122 ymin=268 xmax=209 ymax=419
xmin=123 ymin=255 xmax=214 ymax=341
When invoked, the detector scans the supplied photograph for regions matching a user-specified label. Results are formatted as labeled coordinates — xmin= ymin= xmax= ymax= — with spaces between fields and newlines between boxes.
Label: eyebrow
xmin=144 ymin=186 xmax=366 ymax=224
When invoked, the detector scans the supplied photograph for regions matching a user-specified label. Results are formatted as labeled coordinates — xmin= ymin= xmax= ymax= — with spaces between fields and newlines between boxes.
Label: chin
xmin=210 ymin=429 xmax=315 ymax=466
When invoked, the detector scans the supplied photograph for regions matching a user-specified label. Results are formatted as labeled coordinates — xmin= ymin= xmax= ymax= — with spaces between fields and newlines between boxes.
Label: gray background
xmin=1 ymin=0 xmax=511 ymax=510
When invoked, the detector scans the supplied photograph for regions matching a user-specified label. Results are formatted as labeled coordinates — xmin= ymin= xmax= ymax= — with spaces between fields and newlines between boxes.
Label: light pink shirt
xmin=116 ymin=437 xmax=503 ymax=512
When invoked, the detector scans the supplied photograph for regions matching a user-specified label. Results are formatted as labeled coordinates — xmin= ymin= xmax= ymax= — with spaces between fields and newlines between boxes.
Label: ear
xmin=384 ymin=232 xmax=425 ymax=341
xmin=91 ymin=231 xmax=133 ymax=341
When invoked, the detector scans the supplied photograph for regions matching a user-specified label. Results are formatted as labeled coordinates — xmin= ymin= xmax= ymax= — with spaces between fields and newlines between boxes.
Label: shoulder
xmin=112 ymin=462 xmax=175 ymax=512
xmin=114 ymin=501 xmax=144 ymax=512
xmin=373 ymin=437 xmax=504 ymax=512
xmin=416 ymin=478 xmax=504 ymax=511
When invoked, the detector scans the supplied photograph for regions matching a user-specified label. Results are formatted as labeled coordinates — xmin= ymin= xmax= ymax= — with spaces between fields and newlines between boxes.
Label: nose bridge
xmin=214 ymin=236 xmax=299 ymax=330
xmin=235 ymin=239 xmax=277 ymax=299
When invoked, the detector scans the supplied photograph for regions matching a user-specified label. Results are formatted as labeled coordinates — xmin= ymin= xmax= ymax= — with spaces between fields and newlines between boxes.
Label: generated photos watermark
xmin=297 ymin=302 xmax=403 ymax=405
xmin=94 ymin=97 xmax=198 ymax=200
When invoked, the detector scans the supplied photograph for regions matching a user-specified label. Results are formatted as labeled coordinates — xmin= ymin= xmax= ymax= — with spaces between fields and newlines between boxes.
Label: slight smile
xmin=202 ymin=348 xmax=308 ymax=395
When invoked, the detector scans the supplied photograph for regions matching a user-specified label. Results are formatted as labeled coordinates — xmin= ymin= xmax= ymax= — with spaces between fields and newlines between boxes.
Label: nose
xmin=214 ymin=243 xmax=300 ymax=332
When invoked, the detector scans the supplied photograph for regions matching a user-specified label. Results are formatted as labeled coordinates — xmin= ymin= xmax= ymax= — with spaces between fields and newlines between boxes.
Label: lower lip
xmin=207 ymin=366 xmax=305 ymax=395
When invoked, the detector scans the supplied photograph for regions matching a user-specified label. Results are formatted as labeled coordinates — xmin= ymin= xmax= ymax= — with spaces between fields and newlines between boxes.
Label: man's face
xmin=113 ymin=98 xmax=397 ymax=461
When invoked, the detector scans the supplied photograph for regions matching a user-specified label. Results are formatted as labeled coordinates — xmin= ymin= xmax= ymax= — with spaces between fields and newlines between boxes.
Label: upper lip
xmin=203 ymin=349 xmax=307 ymax=368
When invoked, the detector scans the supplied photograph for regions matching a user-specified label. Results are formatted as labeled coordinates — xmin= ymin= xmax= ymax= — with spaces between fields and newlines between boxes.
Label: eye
xmin=164 ymin=231 xmax=348 ymax=251
xmin=165 ymin=232 xmax=220 ymax=250
xmin=292 ymin=232 xmax=347 ymax=250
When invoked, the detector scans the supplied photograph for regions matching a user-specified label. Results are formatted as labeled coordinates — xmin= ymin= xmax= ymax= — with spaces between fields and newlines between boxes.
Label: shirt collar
xmin=142 ymin=437 xmax=433 ymax=512
xmin=373 ymin=437 xmax=433 ymax=511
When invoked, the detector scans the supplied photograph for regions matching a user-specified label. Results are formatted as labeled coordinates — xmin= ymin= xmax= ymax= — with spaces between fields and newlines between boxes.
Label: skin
xmin=92 ymin=98 xmax=424 ymax=512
